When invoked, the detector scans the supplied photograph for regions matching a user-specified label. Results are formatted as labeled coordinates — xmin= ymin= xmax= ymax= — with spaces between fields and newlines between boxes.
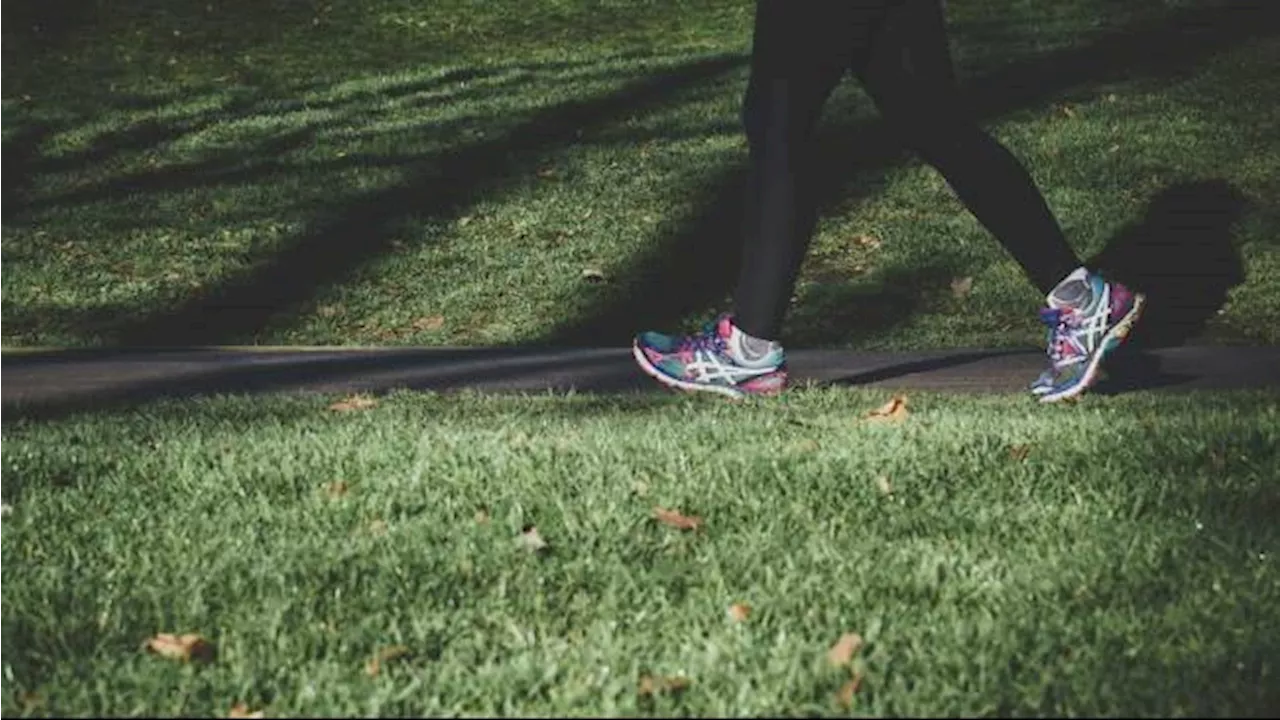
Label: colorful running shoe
xmin=1034 ymin=269 xmax=1145 ymax=403
xmin=633 ymin=315 xmax=787 ymax=399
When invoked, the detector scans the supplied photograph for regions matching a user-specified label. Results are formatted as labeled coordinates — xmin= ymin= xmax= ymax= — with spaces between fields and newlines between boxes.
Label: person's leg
xmin=857 ymin=0 xmax=1144 ymax=401
xmin=855 ymin=0 xmax=1081 ymax=295
xmin=632 ymin=1 xmax=884 ymax=398
xmin=728 ymin=1 xmax=864 ymax=342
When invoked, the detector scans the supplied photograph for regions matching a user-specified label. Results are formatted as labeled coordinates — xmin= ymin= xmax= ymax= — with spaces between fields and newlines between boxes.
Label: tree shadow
xmin=4 ymin=55 xmax=745 ymax=346
xmin=1 ymin=122 xmax=57 ymax=225
xmin=2 ymin=0 xmax=99 ymax=49
xmin=544 ymin=0 xmax=1279 ymax=347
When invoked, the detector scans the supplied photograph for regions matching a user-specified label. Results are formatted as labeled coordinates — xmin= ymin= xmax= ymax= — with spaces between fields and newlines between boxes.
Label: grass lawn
xmin=3 ymin=0 xmax=1279 ymax=349
xmin=4 ymin=0 xmax=1280 ymax=716
xmin=2 ymin=388 xmax=1278 ymax=716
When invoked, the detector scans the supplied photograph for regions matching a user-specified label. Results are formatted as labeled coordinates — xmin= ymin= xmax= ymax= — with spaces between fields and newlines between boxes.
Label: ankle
xmin=728 ymin=322 xmax=783 ymax=366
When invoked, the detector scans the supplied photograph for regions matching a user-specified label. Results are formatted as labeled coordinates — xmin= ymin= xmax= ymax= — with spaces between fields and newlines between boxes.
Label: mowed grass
xmin=3 ymin=0 xmax=1279 ymax=349
xmin=4 ymin=2 xmax=1280 ymax=716
xmin=2 ymin=388 xmax=1279 ymax=716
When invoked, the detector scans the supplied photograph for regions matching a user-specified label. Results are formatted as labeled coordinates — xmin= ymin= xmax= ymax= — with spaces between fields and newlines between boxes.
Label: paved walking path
xmin=3 ymin=344 xmax=1277 ymax=418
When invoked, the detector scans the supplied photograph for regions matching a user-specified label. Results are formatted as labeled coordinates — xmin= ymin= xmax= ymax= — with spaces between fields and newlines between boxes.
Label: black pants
xmin=731 ymin=0 xmax=1082 ymax=340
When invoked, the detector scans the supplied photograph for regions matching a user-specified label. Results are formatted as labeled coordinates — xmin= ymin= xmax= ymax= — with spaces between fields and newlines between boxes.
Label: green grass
xmin=3 ymin=0 xmax=1278 ymax=349
xmin=4 ymin=2 xmax=1280 ymax=716
xmin=2 ymin=388 xmax=1278 ymax=716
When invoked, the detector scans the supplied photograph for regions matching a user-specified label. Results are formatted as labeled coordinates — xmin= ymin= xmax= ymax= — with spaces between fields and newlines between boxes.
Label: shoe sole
xmin=631 ymin=341 xmax=780 ymax=400
xmin=1039 ymin=293 xmax=1146 ymax=404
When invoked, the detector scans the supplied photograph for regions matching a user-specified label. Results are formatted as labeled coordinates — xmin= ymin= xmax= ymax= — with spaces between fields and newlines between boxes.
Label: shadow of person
xmin=1089 ymin=179 xmax=1249 ymax=350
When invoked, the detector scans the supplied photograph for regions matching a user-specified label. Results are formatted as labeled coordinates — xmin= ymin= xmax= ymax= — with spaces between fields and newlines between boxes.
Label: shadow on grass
xmin=0 ymin=123 xmax=58 ymax=226
xmin=1090 ymin=179 xmax=1249 ymax=349
xmin=544 ymin=0 xmax=1279 ymax=347
xmin=1089 ymin=179 xmax=1251 ymax=394
xmin=4 ymin=54 xmax=746 ymax=345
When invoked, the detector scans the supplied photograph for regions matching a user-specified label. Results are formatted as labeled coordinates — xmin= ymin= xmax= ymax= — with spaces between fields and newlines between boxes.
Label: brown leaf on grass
xmin=323 ymin=481 xmax=349 ymax=499
xmin=852 ymin=234 xmax=882 ymax=250
xmin=1008 ymin=444 xmax=1032 ymax=462
xmin=517 ymin=524 xmax=549 ymax=552
xmin=474 ymin=506 xmax=491 ymax=524
xmin=827 ymin=632 xmax=864 ymax=667
xmin=875 ymin=475 xmax=894 ymax=496
xmin=143 ymin=633 xmax=216 ymax=663
xmin=727 ymin=603 xmax=752 ymax=622
xmin=17 ymin=692 xmax=43 ymax=712
xmin=638 ymin=674 xmax=692 ymax=697
xmin=836 ymin=673 xmax=864 ymax=709
xmin=653 ymin=506 xmax=703 ymax=531
xmin=950 ymin=276 xmax=974 ymax=298
xmin=228 ymin=702 xmax=265 ymax=718
xmin=412 ymin=315 xmax=445 ymax=332
xmin=364 ymin=644 xmax=412 ymax=677
xmin=328 ymin=394 xmax=378 ymax=412
xmin=864 ymin=395 xmax=909 ymax=424
xmin=1209 ymin=448 xmax=1227 ymax=471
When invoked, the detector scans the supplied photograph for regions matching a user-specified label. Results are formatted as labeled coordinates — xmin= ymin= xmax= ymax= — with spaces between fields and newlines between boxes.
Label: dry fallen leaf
xmin=727 ymin=603 xmax=752 ymax=622
xmin=950 ymin=276 xmax=974 ymax=298
xmin=875 ymin=475 xmax=894 ymax=496
xmin=365 ymin=644 xmax=412 ymax=677
xmin=653 ymin=506 xmax=703 ymax=531
xmin=323 ymin=481 xmax=349 ymax=499
xmin=836 ymin=673 xmax=864 ymax=708
xmin=1208 ymin=443 xmax=1230 ymax=471
xmin=827 ymin=632 xmax=864 ymax=667
xmin=16 ymin=692 xmax=43 ymax=712
xmin=865 ymin=395 xmax=909 ymax=424
xmin=638 ymin=674 xmax=691 ymax=697
xmin=517 ymin=525 xmax=549 ymax=552
xmin=1008 ymin=444 xmax=1032 ymax=462
xmin=228 ymin=702 xmax=265 ymax=718
xmin=852 ymin=234 xmax=882 ymax=249
xmin=412 ymin=315 xmax=445 ymax=332
xmin=143 ymin=633 xmax=216 ymax=663
xmin=328 ymin=394 xmax=378 ymax=412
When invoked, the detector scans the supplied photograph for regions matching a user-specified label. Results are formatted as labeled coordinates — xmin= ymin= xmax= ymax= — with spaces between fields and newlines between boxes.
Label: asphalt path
xmin=3 ymin=344 xmax=1277 ymax=420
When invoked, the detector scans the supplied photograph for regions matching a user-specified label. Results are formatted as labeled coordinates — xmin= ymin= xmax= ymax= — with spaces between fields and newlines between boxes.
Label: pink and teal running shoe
xmin=1032 ymin=269 xmax=1145 ymax=403
xmin=633 ymin=315 xmax=787 ymax=399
